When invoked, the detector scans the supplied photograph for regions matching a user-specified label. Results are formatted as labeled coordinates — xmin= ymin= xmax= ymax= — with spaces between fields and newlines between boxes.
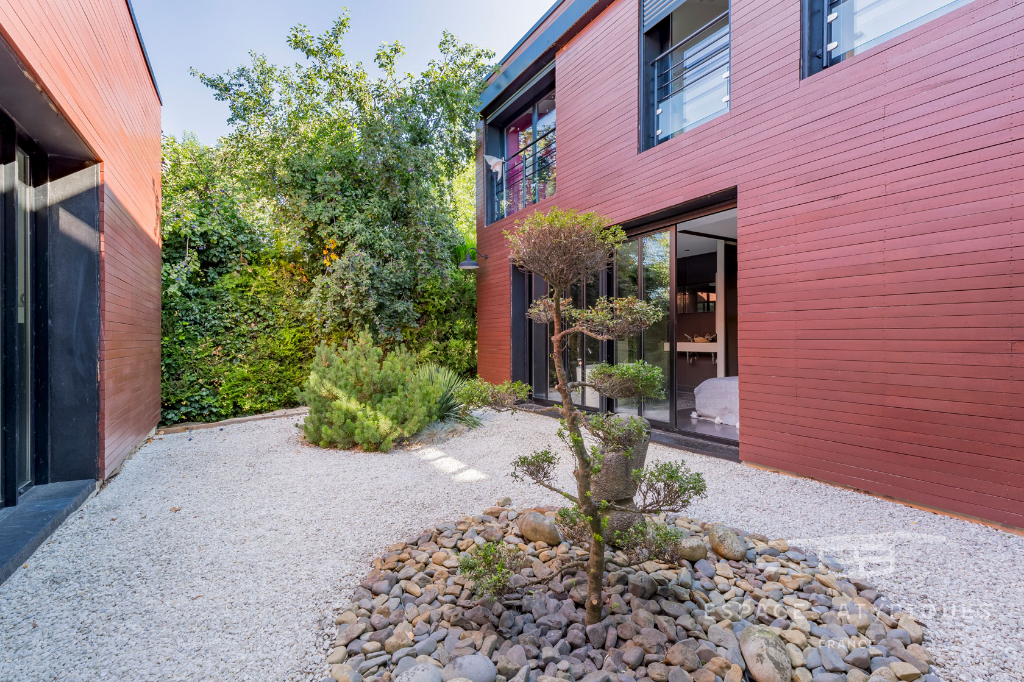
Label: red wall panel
xmin=0 ymin=0 xmax=162 ymax=477
xmin=478 ymin=0 xmax=1024 ymax=527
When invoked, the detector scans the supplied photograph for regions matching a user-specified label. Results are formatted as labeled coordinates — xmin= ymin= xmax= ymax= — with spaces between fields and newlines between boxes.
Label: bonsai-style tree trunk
xmin=480 ymin=208 xmax=707 ymax=625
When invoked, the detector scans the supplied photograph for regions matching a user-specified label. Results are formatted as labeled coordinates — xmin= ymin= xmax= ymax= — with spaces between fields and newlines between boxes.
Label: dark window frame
xmin=483 ymin=65 xmax=556 ymax=225
xmin=639 ymin=0 xmax=732 ymax=152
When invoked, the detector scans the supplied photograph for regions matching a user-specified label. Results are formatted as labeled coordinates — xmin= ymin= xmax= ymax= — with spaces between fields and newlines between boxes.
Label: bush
xmin=161 ymin=261 xmax=321 ymax=424
xmin=297 ymin=333 xmax=441 ymax=451
xmin=613 ymin=520 xmax=690 ymax=566
xmin=458 ymin=541 xmax=525 ymax=599
xmin=455 ymin=378 xmax=531 ymax=416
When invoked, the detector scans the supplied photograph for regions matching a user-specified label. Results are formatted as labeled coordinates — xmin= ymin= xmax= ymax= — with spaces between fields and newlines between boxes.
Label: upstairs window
xmin=489 ymin=89 xmax=556 ymax=222
xmin=806 ymin=0 xmax=973 ymax=75
xmin=641 ymin=0 xmax=731 ymax=150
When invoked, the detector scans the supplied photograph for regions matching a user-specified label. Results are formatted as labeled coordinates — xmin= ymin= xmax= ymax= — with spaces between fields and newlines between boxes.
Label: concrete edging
xmin=157 ymin=407 xmax=309 ymax=435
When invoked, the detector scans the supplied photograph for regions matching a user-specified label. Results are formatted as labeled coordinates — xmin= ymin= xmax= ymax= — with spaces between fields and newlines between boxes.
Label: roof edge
xmin=125 ymin=0 xmax=162 ymax=105
xmin=478 ymin=0 xmax=611 ymax=114
xmin=495 ymin=0 xmax=567 ymax=67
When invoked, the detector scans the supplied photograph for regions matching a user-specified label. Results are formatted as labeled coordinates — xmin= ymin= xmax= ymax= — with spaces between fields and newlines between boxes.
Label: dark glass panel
xmin=642 ymin=232 xmax=671 ymax=423
xmin=614 ymin=240 xmax=640 ymax=415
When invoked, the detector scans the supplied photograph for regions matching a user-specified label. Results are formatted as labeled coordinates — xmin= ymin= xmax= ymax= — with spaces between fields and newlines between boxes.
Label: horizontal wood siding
xmin=0 ymin=0 xmax=162 ymax=476
xmin=477 ymin=0 xmax=1024 ymax=527
xmin=99 ymin=188 xmax=161 ymax=477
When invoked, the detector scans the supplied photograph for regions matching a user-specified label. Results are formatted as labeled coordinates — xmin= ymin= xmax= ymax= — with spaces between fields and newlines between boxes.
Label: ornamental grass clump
xmin=471 ymin=207 xmax=708 ymax=624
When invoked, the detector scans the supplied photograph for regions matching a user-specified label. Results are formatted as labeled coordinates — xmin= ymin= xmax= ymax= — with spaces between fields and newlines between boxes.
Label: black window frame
xmin=482 ymin=64 xmax=556 ymax=225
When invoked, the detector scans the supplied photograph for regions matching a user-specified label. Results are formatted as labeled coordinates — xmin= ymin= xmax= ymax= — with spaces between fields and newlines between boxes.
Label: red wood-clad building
xmin=475 ymin=0 xmax=1024 ymax=529
xmin=0 ymin=0 xmax=161 ymax=519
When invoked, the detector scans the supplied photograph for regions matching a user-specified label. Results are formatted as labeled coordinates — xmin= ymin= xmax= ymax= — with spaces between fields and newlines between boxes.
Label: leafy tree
xmin=161 ymin=134 xmax=321 ymax=423
xmin=161 ymin=16 xmax=493 ymax=424
xmin=477 ymin=207 xmax=707 ymax=625
xmin=193 ymin=16 xmax=492 ymax=348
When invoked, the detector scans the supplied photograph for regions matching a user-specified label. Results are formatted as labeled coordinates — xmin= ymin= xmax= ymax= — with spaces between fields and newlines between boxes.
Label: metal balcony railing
xmin=652 ymin=11 xmax=730 ymax=144
xmin=493 ymin=128 xmax=556 ymax=221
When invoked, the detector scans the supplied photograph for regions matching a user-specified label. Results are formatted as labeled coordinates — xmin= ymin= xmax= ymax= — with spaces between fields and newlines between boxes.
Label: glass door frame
xmin=527 ymin=271 xmax=610 ymax=413
xmin=0 ymin=123 xmax=46 ymax=508
xmin=611 ymin=226 xmax=678 ymax=430
xmin=613 ymin=201 xmax=738 ymax=433
xmin=525 ymin=201 xmax=737 ymax=439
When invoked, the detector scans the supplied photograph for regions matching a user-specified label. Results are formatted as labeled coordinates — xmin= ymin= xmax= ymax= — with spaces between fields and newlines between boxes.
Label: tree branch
xmin=567 ymin=381 xmax=598 ymax=391
xmin=528 ymin=478 xmax=580 ymax=506
xmin=520 ymin=559 xmax=586 ymax=587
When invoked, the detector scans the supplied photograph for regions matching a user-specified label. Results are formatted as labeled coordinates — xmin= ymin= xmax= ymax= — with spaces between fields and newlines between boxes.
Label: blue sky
xmin=131 ymin=0 xmax=556 ymax=144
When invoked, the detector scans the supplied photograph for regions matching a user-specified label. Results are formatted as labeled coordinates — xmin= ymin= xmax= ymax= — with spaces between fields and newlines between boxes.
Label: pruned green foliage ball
xmin=511 ymin=448 xmax=559 ymax=487
xmin=633 ymin=460 xmax=708 ymax=513
xmin=568 ymin=297 xmax=663 ymax=340
xmin=587 ymin=361 xmax=665 ymax=400
xmin=505 ymin=208 xmax=624 ymax=290
xmin=583 ymin=413 xmax=649 ymax=454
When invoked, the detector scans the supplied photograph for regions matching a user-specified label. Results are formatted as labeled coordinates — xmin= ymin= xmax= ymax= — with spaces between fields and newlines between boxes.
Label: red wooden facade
xmin=477 ymin=0 xmax=1024 ymax=528
xmin=0 ymin=0 xmax=161 ymax=479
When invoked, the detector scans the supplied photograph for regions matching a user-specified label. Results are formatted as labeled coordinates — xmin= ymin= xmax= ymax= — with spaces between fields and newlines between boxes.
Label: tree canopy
xmin=160 ymin=15 xmax=493 ymax=423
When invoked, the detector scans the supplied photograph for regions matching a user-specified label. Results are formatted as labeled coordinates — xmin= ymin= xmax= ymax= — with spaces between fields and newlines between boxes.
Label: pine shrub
xmin=298 ymin=332 xmax=440 ymax=451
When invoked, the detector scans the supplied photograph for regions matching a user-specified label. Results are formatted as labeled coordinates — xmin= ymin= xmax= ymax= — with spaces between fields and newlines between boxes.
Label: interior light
xmin=827 ymin=12 xmax=838 ymax=21
xmin=827 ymin=41 xmax=839 ymax=51
xmin=722 ymin=71 xmax=730 ymax=79
xmin=722 ymin=95 xmax=730 ymax=103
xmin=656 ymin=129 xmax=662 ymax=136
xmin=656 ymin=108 xmax=662 ymax=115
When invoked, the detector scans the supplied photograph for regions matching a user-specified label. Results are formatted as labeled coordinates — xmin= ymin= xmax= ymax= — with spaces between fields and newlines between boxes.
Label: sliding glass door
xmin=641 ymin=233 xmax=671 ymax=422
xmin=613 ymin=230 xmax=672 ymax=426
xmin=529 ymin=274 xmax=605 ymax=409
xmin=526 ymin=210 xmax=738 ymax=441
xmin=614 ymin=240 xmax=640 ymax=415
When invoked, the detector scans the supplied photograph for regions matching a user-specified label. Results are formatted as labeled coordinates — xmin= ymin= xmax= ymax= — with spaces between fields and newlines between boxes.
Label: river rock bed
xmin=323 ymin=503 xmax=941 ymax=682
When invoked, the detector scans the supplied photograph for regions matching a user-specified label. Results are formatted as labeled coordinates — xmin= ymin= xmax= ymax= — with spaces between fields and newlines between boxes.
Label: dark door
xmin=1 ymin=144 xmax=37 ymax=506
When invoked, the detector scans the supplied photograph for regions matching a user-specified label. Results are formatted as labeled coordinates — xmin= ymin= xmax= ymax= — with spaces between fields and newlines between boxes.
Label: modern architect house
xmin=0 ymin=0 xmax=161 ymax=574
xmin=475 ymin=0 xmax=1023 ymax=529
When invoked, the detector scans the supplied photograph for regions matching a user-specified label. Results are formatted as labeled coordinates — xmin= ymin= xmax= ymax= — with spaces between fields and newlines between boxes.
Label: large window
xmin=491 ymin=90 xmax=556 ymax=221
xmin=642 ymin=0 xmax=730 ymax=150
xmin=807 ymin=0 xmax=973 ymax=74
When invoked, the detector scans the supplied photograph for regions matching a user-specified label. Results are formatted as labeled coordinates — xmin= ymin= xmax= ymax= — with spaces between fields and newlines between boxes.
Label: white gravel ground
xmin=0 ymin=410 xmax=1020 ymax=682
